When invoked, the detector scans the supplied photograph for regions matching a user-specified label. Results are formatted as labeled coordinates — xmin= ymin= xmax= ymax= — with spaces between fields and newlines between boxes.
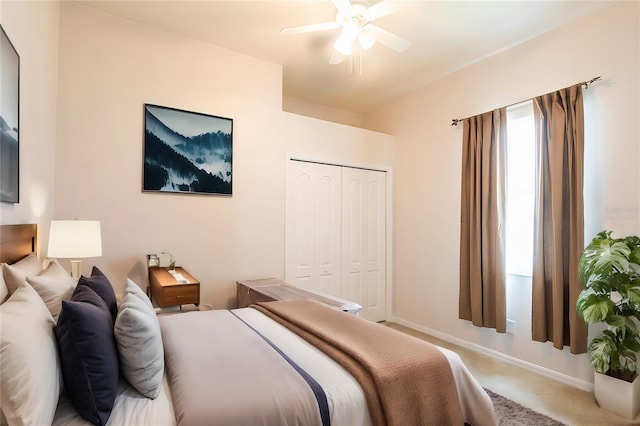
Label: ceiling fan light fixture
xmin=282 ymin=0 xmax=411 ymax=67
xmin=334 ymin=19 xmax=359 ymax=55
xmin=342 ymin=19 xmax=360 ymax=43
xmin=358 ymin=29 xmax=376 ymax=50
xmin=333 ymin=36 xmax=353 ymax=55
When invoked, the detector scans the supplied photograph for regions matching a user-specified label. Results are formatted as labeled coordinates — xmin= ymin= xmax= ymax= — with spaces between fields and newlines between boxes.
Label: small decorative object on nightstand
xmin=160 ymin=252 xmax=176 ymax=271
xmin=148 ymin=266 xmax=200 ymax=309
xmin=146 ymin=254 xmax=159 ymax=296
xmin=146 ymin=254 xmax=159 ymax=268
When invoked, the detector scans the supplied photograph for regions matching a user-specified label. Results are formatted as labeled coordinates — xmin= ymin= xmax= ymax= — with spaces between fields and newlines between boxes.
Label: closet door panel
xmin=292 ymin=170 xmax=315 ymax=282
xmin=285 ymin=161 xmax=341 ymax=295
xmin=342 ymin=168 xmax=386 ymax=322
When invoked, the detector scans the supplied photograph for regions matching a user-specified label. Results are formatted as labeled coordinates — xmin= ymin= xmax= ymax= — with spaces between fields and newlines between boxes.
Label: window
xmin=505 ymin=101 xmax=535 ymax=276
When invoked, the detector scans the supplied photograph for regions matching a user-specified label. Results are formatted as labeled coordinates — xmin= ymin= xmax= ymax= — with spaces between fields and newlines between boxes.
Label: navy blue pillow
xmin=77 ymin=266 xmax=117 ymax=322
xmin=55 ymin=285 xmax=119 ymax=426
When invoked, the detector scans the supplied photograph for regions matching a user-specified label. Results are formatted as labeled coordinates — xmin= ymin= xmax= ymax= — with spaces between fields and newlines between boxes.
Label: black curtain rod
xmin=450 ymin=76 xmax=602 ymax=127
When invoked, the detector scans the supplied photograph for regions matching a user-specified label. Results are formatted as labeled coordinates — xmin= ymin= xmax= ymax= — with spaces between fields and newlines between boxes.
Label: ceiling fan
xmin=281 ymin=0 xmax=410 ymax=65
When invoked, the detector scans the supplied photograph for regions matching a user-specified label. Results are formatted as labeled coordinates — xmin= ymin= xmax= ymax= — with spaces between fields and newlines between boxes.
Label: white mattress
xmin=52 ymin=307 xmax=495 ymax=426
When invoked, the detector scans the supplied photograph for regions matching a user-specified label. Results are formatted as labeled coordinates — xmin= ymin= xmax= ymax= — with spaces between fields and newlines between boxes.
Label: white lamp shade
xmin=48 ymin=220 xmax=102 ymax=258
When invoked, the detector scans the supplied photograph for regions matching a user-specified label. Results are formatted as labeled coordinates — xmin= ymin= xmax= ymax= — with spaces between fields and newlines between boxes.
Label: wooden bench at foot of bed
xmin=236 ymin=278 xmax=362 ymax=315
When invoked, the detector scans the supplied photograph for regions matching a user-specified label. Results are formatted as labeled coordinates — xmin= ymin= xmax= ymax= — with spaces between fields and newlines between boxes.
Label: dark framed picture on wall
xmin=143 ymin=104 xmax=233 ymax=195
xmin=0 ymin=25 xmax=20 ymax=204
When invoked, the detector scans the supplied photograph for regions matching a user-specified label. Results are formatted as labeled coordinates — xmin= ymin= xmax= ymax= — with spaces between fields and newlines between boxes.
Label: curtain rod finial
xmin=582 ymin=76 xmax=601 ymax=89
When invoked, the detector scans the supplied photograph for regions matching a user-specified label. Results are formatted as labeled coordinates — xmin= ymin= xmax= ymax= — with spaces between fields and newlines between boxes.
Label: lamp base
xmin=70 ymin=260 xmax=82 ymax=281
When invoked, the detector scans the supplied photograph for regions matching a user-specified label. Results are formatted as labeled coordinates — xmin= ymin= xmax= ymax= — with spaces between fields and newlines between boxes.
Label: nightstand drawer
xmin=162 ymin=284 xmax=200 ymax=306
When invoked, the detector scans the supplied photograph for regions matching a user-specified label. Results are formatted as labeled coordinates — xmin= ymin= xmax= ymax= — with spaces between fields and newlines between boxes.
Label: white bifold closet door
xmin=340 ymin=166 xmax=386 ymax=322
xmin=285 ymin=161 xmax=342 ymax=297
xmin=285 ymin=160 xmax=386 ymax=322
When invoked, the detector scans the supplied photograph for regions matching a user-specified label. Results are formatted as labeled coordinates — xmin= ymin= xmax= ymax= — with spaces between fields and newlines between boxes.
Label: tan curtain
xmin=459 ymin=108 xmax=507 ymax=332
xmin=531 ymin=84 xmax=587 ymax=353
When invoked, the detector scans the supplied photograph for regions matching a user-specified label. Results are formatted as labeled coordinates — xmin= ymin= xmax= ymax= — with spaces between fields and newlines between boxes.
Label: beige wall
xmin=282 ymin=95 xmax=364 ymax=128
xmin=363 ymin=1 xmax=639 ymax=388
xmin=53 ymin=2 xmax=393 ymax=308
xmin=0 ymin=1 xmax=60 ymax=249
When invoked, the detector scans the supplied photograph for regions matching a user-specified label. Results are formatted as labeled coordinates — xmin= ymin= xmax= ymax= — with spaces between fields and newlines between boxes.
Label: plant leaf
xmin=589 ymin=334 xmax=614 ymax=374
xmin=601 ymin=242 xmax=631 ymax=273
xmin=624 ymin=316 xmax=639 ymax=337
xmin=576 ymin=290 xmax=593 ymax=317
xmin=585 ymin=274 xmax=613 ymax=294
xmin=604 ymin=315 xmax=639 ymax=339
xmin=581 ymin=296 xmax=616 ymax=323
xmin=625 ymin=236 xmax=640 ymax=265
xmin=579 ymin=232 xmax=631 ymax=284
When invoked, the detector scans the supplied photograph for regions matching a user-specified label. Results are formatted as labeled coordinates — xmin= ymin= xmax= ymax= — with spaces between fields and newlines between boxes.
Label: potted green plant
xmin=577 ymin=230 xmax=640 ymax=419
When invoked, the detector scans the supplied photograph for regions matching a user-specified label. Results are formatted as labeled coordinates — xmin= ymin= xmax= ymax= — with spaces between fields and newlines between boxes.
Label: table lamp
xmin=47 ymin=220 xmax=102 ymax=280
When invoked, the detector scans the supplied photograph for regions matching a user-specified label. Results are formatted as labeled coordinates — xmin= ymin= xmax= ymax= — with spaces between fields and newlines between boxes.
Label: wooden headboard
xmin=0 ymin=224 xmax=37 ymax=264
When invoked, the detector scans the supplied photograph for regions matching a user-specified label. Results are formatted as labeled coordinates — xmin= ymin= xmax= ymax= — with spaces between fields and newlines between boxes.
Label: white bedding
xmin=52 ymin=374 xmax=176 ymax=426
xmin=51 ymin=307 xmax=494 ymax=426
xmin=235 ymin=308 xmax=496 ymax=426
xmin=234 ymin=308 xmax=373 ymax=426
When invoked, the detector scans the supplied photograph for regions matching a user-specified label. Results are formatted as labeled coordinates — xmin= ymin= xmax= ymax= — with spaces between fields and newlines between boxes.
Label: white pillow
xmin=26 ymin=260 xmax=76 ymax=321
xmin=2 ymin=253 xmax=43 ymax=295
xmin=0 ymin=273 xmax=8 ymax=304
xmin=114 ymin=279 xmax=164 ymax=399
xmin=124 ymin=277 xmax=154 ymax=310
xmin=0 ymin=283 xmax=62 ymax=426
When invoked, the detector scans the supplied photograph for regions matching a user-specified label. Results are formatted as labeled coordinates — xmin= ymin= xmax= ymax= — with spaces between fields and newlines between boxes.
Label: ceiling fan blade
xmin=281 ymin=21 xmax=340 ymax=35
xmin=332 ymin=0 xmax=352 ymax=15
xmin=367 ymin=24 xmax=410 ymax=52
xmin=329 ymin=50 xmax=345 ymax=65
xmin=366 ymin=1 xmax=408 ymax=21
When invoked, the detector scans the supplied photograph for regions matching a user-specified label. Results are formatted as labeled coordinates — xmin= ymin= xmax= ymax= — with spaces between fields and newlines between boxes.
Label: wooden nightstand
xmin=148 ymin=266 xmax=200 ymax=309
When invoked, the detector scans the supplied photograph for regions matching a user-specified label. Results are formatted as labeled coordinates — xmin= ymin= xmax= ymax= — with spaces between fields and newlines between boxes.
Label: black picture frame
xmin=143 ymin=104 xmax=233 ymax=196
xmin=1 ymin=25 xmax=20 ymax=204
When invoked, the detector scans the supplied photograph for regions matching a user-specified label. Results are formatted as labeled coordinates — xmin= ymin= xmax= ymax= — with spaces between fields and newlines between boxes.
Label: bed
xmin=0 ymin=224 xmax=495 ymax=426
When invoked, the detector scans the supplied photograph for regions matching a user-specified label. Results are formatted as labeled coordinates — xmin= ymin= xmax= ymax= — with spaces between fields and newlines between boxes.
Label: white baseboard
xmin=388 ymin=315 xmax=594 ymax=393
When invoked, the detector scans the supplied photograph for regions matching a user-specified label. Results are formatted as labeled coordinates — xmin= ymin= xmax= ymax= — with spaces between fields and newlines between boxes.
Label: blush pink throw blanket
xmin=253 ymin=300 xmax=464 ymax=426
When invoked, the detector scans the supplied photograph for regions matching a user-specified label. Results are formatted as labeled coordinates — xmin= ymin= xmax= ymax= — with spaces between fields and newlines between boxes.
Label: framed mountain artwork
xmin=143 ymin=104 xmax=233 ymax=196
xmin=1 ymin=26 xmax=20 ymax=204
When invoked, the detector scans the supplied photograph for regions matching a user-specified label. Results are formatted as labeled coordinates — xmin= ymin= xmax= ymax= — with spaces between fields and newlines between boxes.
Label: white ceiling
xmin=77 ymin=0 xmax=613 ymax=113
